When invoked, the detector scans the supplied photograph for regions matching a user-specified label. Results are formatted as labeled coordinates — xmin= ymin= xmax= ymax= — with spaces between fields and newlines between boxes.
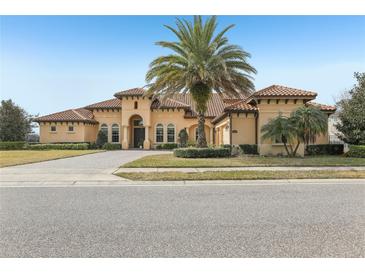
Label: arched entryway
xmin=129 ymin=114 xmax=145 ymax=148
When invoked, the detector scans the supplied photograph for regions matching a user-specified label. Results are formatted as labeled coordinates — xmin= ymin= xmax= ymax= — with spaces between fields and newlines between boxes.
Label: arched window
xmin=134 ymin=101 xmax=138 ymax=109
xmin=195 ymin=127 xmax=199 ymax=141
xmin=156 ymin=123 xmax=164 ymax=143
xmin=111 ymin=124 xmax=119 ymax=143
xmin=100 ymin=124 xmax=108 ymax=139
xmin=167 ymin=124 xmax=175 ymax=143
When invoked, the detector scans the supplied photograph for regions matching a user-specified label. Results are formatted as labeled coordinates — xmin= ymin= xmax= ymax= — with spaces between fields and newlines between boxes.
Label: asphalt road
xmin=0 ymin=182 xmax=364 ymax=257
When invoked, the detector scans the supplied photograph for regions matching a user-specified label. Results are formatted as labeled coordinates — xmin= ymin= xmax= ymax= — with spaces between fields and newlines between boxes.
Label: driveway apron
xmin=0 ymin=150 xmax=170 ymax=183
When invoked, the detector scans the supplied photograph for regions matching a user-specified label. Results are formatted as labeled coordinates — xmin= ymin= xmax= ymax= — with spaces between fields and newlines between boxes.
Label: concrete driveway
xmin=0 ymin=150 xmax=170 ymax=183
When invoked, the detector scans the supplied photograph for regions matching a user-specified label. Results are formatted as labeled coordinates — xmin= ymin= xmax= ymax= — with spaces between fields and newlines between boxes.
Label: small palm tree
xmin=261 ymin=113 xmax=297 ymax=157
xmin=145 ymin=16 xmax=257 ymax=147
xmin=291 ymin=106 xmax=328 ymax=145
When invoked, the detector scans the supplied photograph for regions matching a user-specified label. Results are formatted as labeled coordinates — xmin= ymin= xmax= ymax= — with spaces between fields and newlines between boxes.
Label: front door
xmin=133 ymin=128 xmax=145 ymax=148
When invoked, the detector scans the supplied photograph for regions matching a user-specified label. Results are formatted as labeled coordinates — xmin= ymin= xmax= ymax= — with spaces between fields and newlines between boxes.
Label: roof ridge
xmin=72 ymin=109 xmax=87 ymax=120
xmin=166 ymin=97 xmax=190 ymax=107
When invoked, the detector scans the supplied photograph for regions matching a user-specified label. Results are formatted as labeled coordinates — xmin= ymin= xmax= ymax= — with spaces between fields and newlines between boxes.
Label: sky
xmin=1 ymin=16 xmax=364 ymax=117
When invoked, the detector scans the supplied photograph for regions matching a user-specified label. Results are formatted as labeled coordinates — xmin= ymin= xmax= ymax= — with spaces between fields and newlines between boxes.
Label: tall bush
xmin=96 ymin=130 xmax=108 ymax=148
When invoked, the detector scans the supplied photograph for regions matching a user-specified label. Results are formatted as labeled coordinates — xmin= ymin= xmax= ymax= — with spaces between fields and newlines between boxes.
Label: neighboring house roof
xmin=84 ymin=98 xmax=121 ymax=109
xmin=34 ymin=108 xmax=97 ymax=123
xmin=306 ymin=101 xmax=336 ymax=112
xmin=252 ymin=85 xmax=317 ymax=98
xmin=114 ymin=88 xmax=146 ymax=98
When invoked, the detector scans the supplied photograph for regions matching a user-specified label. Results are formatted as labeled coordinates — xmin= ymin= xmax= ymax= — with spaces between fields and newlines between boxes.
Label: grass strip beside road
xmin=122 ymin=154 xmax=365 ymax=168
xmin=116 ymin=170 xmax=365 ymax=181
xmin=0 ymin=150 xmax=103 ymax=167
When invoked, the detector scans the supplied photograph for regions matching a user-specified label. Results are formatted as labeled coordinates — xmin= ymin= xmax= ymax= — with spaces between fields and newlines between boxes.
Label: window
xmin=68 ymin=125 xmax=74 ymax=132
xmin=50 ymin=125 xmax=56 ymax=132
xmin=156 ymin=124 xmax=164 ymax=143
xmin=133 ymin=119 xmax=143 ymax=126
xmin=100 ymin=124 xmax=108 ymax=139
xmin=112 ymin=124 xmax=119 ymax=143
xmin=195 ymin=127 xmax=199 ymax=141
xmin=167 ymin=124 xmax=175 ymax=143
xmin=134 ymin=101 xmax=138 ymax=109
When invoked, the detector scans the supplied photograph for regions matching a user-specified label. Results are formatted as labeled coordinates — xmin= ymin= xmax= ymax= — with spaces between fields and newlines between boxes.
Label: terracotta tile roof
xmin=211 ymin=112 xmax=228 ymax=124
xmin=114 ymin=88 xmax=146 ymax=97
xmin=84 ymin=98 xmax=121 ymax=109
xmin=34 ymin=108 xmax=97 ymax=123
xmin=306 ymin=101 xmax=336 ymax=112
xmin=224 ymin=100 xmax=258 ymax=112
xmin=252 ymin=85 xmax=317 ymax=98
xmin=169 ymin=93 xmax=227 ymax=118
xmin=151 ymin=98 xmax=190 ymax=109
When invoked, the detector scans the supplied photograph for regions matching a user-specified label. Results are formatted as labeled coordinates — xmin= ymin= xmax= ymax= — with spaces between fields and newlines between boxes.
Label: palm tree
xmin=291 ymin=106 xmax=328 ymax=146
xmin=145 ymin=16 xmax=257 ymax=147
xmin=261 ymin=113 xmax=297 ymax=157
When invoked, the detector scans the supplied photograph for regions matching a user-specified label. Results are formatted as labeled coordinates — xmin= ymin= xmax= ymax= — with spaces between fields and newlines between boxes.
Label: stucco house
xmin=35 ymin=84 xmax=336 ymax=156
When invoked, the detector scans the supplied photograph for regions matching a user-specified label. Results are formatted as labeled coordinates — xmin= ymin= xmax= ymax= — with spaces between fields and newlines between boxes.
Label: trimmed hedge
xmin=239 ymin=144 xmax=258 ymax=155
xmin=305 ymin=144 xmax=344 ymax=155
xmin=29 ymin=143 xmax=89 ymax=150
xmin=174 ymin=147 xmax=230 ymax=158
xmin=0 ymin=141 xmax=27 ymax=150
xmin=102 ymin=143 xmax=121 ymax=150
xmin=347 ymin=145 xmax=365 ymax=158
xmin=156 ymin=143 xmax=179 ymax=150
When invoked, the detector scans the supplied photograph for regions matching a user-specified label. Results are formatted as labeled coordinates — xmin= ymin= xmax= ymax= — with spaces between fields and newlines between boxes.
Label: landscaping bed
xmin=117 ymin=170 xmax=365 ymax=181
xmin=122 ymin=154 xmax=365 ymax=168
xmin=0 ymin=150 xmax=102 ymax=167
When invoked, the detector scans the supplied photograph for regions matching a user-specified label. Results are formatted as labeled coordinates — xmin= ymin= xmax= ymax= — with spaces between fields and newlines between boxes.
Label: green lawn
xmin=117 ymin=170 xmax=365 ymax=181
xmin=0 ymin=150 xmax=102 ymax=167
xmin=122 ymin=154 xmax=365 ymax=168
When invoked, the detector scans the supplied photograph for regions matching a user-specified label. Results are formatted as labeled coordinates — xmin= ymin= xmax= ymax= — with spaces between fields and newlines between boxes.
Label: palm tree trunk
xmin=196 ymin=111 xmax=208 ymax=148
xmin=293 ymin=141 xmax=301 ymax=157
xmin=283 ymin=142 xmax=291 ymax=157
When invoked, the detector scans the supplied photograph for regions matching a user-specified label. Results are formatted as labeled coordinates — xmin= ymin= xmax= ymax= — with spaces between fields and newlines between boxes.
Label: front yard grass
xmin=0 ymin=150 xmax=102 ymax=167
xmin=122 ymin=154 xmax=365 ymax=168
xmin=117 ymin=170 xmax=365 ymax=181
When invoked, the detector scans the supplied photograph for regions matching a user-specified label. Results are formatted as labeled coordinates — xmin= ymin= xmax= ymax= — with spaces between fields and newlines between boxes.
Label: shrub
xmin=96 ymin=130 xmax=108 ymax=148
xmin=156 ymin=143 xmax=178 ymax=150
xmin=305 ymin=144 xmax=344 ymax=155
xmin=239 ymin=144 xmax=258 ymax=155
xmin=29 ymin=143 xmax=89 ymax=150
xmin=347 ymin=145 xmax=365 ymax=158
xmin=0 ymin=141 xmax=27 ymax=150
xmin=102 ymin=143 xmax=121 ymax=150
xmin=178 ymin=128 xmax=188 ymax=147
xmin=174 ymin=147 xmax=230 ymax=158
xmin=220 ymin=144 xmax=232 ymax=150
xmin=89 ymin=142 xmax=98 ymax=149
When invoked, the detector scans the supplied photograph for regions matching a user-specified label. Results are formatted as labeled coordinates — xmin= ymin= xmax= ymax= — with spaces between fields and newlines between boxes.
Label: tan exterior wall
xmin=231 ymin=113 xmax=256 ymax=145
xmin=84 ymin=124 xmax=98 ymax=143
xmin=214 ymin=117 xmax=230 ymax=145
xmin=92 ymin=109 xmax=122 ymax=143
xmin=39 ymin=122 xmax=88 ymax=143
xmin=258 ymin=99 xmax=305 ymax=156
